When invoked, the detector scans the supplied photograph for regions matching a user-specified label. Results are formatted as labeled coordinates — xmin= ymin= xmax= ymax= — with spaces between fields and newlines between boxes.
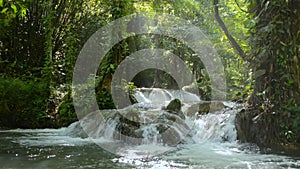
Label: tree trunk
xmin=236 ymin=0 xmax=300 ymax=147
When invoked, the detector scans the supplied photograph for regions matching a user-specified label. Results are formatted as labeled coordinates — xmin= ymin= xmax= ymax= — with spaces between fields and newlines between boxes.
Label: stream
xmin=0 ymin=88 xmax=299 ymax=169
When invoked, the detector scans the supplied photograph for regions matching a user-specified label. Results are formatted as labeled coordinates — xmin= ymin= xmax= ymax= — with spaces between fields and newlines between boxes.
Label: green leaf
xmin=20 ymin=8 xmax=26 ymax=17
xmin=11 ymin=4 xmax=17 ymax=13
xmin=261 ymin=104 xmax=265 ymax=110
xmin=1 ymin=7 xmax=8 ymax=13
xmin=0 ymin=0 xmax=3 ymax=7
xmin=280 ymin=41 xmax=287 ymax=46
xmin=110 ymin=64 xmax=115 ymax=69
xmin=253 ymin=69 xmax=266 ymax=78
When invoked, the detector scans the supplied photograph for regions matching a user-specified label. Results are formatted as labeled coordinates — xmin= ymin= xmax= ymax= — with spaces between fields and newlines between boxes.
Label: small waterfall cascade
xmin=64 ymin=88 xmax=240 ymax=150
xmin=134 ymin=90 xmax=151 ymax=103
xmin=141 ymin=123 xmax=159 ymax=144
xmin=3 ymin=89 xmax=298 ymax=169
xmin=188 ymin=110 xmax=238 ymax=144
xmin=134 ymin=88 xmax=200 ymax=105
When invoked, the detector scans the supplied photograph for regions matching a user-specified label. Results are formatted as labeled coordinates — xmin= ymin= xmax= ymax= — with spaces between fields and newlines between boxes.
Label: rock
xmin=234 ymin=108 xmax=280 ymax=147
xmin=234 ymin=109 xmax=263 ymax=144
xmin=129 ymin=93 xmax=138 ymax=104
xmin=166 ymin=98 xmax=181 ymax=112
xmin=163 ymin=98 xmax=185 ymax=119
xmin=185 ymin=101 xmax=226 ymax=117
xmin=114 ymin=107 xmax=190 ymax=145
xmin=63 ymin=121 xmax=88 ymax=138
xmin=70 ymin=105 xmax=190 ymax=146
xmin=155 ymin=111 xmax=190 ymax=146
xmin=114 ymin=108 xmax=142 ymax=138
xmin=160 ymin=125 xmax=188 ymax=146
xmin=234 ymin=109 xmax=248 ymax=142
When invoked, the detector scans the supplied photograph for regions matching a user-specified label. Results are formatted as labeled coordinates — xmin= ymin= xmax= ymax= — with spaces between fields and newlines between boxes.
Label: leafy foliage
xmin=0 ymin=0 xmax=252 ymax=127
xmin=0 ymin=77 xmax=49 ymax=128
xmin=248 ymin=0 xmax=300 ymax=144
xmin=1 ymin=0 xmax=298 ymax=149
xmin=56 ymin=92 xmax=77 ymax=127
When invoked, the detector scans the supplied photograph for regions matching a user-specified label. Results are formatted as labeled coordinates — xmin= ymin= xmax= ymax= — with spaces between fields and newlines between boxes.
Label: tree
xmin=0 ymin=0 xmax=109 ymax=127
xmin=249 ymin=0 xmax=299 ymax=145
xmin=219 ymin=0 xmax=300 ymax=146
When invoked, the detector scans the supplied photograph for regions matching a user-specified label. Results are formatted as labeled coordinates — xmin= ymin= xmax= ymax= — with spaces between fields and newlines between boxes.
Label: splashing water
xmin=0 ymin=88 xmax=299 ymax=168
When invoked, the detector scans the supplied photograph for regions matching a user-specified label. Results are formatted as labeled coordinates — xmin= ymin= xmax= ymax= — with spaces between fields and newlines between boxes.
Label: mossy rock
xmin=166 ymin=98 xmax=181 ymax=112
xmin=115 ymin=109 xmax=142 ymax=138
xmin=185 ymin=101 xmax=226 ymax=117
xmin=163 ymin=99 xmax=185 ymax=119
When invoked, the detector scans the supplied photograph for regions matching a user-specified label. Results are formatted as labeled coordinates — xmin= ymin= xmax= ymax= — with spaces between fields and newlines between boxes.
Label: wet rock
xmin=235 ymin=108 xmax=280 ymax=147
xmin=166 ymin=99 xmax=181 ymax=112
xmin=154 ymin=112 xmax=190 ymax=146
xmin=65 ymin=110 xmax=118 ymax=138
xmin=129 ymin=93 xmax=138 ymax=104
xmin=235 ymin=109 xmax=263 ymax=144
xmin=185 ymin=101 xmax=226 ymax=116
xmin=63 ymin=121 xmax=88 ymax=138
xmin=70 ymin=105 xmax=190 ymax=146
xmin=113 ymin=107 xmax=190 ymax=146
xmin=160 ymin=125 xmax=187 ymax=146
xmin=163 ymin=99 xmax=185 ymax=120
xmin=115 ymin=109 xmax=142 ymax=138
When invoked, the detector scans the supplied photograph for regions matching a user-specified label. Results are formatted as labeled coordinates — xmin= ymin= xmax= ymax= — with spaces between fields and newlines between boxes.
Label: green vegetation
xmin=247 ymin=0 xmax=300 ymax=145
xmin=0 ymin=0 xmax=299 ymax=148
xmin=0 ymin=77 xmax=49 ymax=128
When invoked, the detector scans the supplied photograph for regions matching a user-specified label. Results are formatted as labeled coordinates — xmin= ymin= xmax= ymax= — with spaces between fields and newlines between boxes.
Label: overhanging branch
xmin=213 ymin=0 xmax=250 ymax=62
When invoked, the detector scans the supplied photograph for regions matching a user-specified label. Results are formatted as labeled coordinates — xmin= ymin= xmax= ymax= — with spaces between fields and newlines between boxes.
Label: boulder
xmin=163 ymin=98 xmax=185 ymax=119
xmin=64 ymin=110 xmax=118 ymax=138
xmin=115 ymin=109 xmax=142 ymax=138
xmin=185 ymin=101 xmax=226 ymax=117
xmin=234 ymin=108 xmax=280 ymax=147
xmin=154 ymin=111 xmax=190 ymax=146
xmin=68 ymin=104 xmax=190 ymax=146
xmin=113 ymin=105 xmax=189 ymax=145
xmin=166 ymin=98 xmax=181 ymax=112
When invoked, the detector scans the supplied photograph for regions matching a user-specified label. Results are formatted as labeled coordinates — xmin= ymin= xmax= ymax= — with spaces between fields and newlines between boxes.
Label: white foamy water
xmin=0 ymin=88 xmax=299 ymax=168
xmin=134 ymin=88 xmax=200 ymax=106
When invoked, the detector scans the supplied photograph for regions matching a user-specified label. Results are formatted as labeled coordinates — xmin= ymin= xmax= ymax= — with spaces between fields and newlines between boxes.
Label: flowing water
xmin=0 ymin=88 xmax=299 ymax=169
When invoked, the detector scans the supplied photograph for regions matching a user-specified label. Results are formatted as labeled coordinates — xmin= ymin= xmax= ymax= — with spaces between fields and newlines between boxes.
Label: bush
xmin=56 ymin=92 xmax=77 ymax=127
xmin=0 ymin=77 xmax=50 ymax=128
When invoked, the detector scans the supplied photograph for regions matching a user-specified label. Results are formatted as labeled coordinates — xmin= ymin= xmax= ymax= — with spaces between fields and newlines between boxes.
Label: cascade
xmin=64 ymin=88 xmax=240 ymax=154
xmin=134 ymin=90 xmax=151 ymax=103
xmin=148 ymin=88 xmax=170 ymax=105
xmin=4 ymin=88 xmax=299 ymax=168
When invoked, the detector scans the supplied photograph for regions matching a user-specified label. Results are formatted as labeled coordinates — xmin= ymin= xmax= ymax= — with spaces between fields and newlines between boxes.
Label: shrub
xmin=0 ymin=77 xmax=50 ymax=128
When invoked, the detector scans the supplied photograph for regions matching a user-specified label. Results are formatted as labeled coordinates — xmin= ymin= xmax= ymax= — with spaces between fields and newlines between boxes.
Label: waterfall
xmin=5 ymin=90 xmax=298 ymax=169
xmin=141 ymin=123 xmax=159 ymax=144
xmin=64 ymin=88 xmax=240 ymax=155
xmin=134 ymin=90 xmax=151 ymax=103
xmin=135 ymin=88 xmax=200 ymax=105
xmin=148 ymin=88 xmax=171 ymax=105
xmin=188 ymin=110 xmax=237 ymax=143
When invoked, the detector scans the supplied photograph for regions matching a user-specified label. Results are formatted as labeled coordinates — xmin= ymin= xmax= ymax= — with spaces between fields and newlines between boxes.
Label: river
xmin=0 ymin=128 xmax=299 ymax=168
xmin=0 ymin=88 xmax=299 ymax=168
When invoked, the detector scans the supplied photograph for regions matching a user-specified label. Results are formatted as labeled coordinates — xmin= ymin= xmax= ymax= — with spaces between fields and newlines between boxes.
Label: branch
xmin=213 ymin=0 xmax=250 ymax=62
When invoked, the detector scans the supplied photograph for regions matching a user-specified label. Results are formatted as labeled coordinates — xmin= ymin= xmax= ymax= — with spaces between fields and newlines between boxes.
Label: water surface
xmin=0 ymin=127 xmax=299 ymax=168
